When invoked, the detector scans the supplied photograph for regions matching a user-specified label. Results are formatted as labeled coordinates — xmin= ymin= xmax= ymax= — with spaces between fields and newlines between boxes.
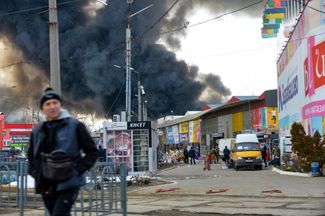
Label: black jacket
xmin=28 ymin=109 xmax=99 ymax=194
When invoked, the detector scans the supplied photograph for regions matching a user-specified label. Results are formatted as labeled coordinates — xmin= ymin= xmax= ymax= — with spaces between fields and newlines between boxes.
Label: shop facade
xmin=277 ymin=0 xmax=325 ymax=155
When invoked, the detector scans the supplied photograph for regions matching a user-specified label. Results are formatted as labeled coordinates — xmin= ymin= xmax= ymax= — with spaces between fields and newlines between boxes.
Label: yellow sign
xmin=179 ymin=122 xmax=189 ymax=134
xmin=267 ymin=107 xmax=278 ymax=129
xmin=189 ymin=120 xmax=200 ymax=143
xmin=232 ymin=112 xmax=243 ymax=132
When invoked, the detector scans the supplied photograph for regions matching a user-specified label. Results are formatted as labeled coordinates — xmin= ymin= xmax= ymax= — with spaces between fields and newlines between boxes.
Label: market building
xmin=158 ymin=90 xmax=278 ymax=157
xmin=200 ymin=90 xmax=278 ymax=154
xmin=275 ymin=0 xmax=325 ymax=155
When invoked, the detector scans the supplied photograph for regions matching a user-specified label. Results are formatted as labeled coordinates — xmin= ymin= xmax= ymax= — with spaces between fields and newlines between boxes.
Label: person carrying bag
xmin=28 ymin=88 xmax=99 ymax=216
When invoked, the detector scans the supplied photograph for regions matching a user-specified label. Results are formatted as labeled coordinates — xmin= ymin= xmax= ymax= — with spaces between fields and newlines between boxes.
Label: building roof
xmin=158 ymin=109 xmax=211 ymax=128
xmin=227 ymin=96 xmax=259 ymax=104
xmin=202 ymin=104 xmax=223 ymax=110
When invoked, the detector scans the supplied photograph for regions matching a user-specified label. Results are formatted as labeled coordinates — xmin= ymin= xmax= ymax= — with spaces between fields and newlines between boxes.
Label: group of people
xmin=261 ymin=144 xmax=280 ymax=167
xmin=209 ymin=144 xmax=230 ymax=164
xmin=183 ymin=146 xmax=197 ymax=165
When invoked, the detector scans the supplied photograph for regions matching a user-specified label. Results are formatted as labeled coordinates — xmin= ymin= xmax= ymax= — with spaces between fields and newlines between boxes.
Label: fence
xmin=0 ymin=161 xmax=128 ymax=216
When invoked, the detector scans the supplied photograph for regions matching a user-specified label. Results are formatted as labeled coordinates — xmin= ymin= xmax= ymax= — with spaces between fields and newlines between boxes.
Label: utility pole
xmin=49 ymin=0 xmax=61 ymax=94
xmin=125 ymin=1 xmax=132 ymax=121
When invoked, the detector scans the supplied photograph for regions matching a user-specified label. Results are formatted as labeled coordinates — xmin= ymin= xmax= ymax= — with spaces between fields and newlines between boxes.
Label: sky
xmin=175 ymin=8 xmax=278 ymax=100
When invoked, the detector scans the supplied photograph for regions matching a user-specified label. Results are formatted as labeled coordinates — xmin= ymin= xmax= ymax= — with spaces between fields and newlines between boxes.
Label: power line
xmin=133 ymin=0 xmax=180 ymax=41
xmin=0 ymin=0 xmax=82 ymax=18
xmin=142 ymin=0 xmax=265 ymax=38
xmin=106 ymin=81 xmax=125 ymax=115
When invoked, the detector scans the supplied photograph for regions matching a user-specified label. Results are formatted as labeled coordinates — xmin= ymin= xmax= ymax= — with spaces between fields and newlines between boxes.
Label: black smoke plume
xmin=0 ymin=0 xmax=260 ymax=118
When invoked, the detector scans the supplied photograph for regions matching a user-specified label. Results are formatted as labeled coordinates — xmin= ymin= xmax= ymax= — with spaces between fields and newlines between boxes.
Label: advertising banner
xmin=172 ymin=125 xmax=179 ymax=144
xmin=167 ymin=126 xmax=174 ymax=144
xmin=105 ymin=122 xmax=127 ymax=131
xmin=277 ymin=0 xmax=325 ymax=138
xmin=106 ymin=130 xmax=132 ymax=171
xmin=179 ymin=122 xmax=189 ymax=133
xmin=10 ymin=134 xmax=30 ymax=147
xmin=179 ymin=133 xmax=189 ymax=144
xmin=232 ymin=112 xmax=243 ymax=132
xmin=189 ymin=120 xmax=201 ymax=143
xmin=179 ymin=122 xmax=188 ymax=144
xmin=251 ymin=108 xmax=262 ymax=130
xmin=267 ymin=107 xmax=278 ymax=128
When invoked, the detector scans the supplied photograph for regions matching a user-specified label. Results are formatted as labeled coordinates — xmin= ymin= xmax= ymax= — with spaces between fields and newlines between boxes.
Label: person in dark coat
xmin=183 ymin=147 xmax=189 ymax=164
xmin=28 ymin=88 xmax=99 ymax=216
xmin=189 ymin=146 xmax=196 ymax=165
xmin=223 ymin=146 xmax=230 ymax=163
xmin=261 ymin=145 xmax=268 ymax=167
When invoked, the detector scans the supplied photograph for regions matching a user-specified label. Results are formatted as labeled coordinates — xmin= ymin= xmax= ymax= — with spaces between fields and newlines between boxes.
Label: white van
xmin=218 ymin=138 xmax=235 ymax=157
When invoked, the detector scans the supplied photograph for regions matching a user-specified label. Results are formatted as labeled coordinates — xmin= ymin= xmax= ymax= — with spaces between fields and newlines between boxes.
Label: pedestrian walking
xmin=189 ymin=146 xmax=196 ymax=165
xmin=223 ymin=146 xmax=230 ymax=164
xmin=273 ymin=144 xmax=280 ymax=158
xmin=28 ymin=88 xmax=99 ymax=216
xmin=261 ymin=145 xmax=268 ymax=167
xmin=271 ymin=144 xmax=280 ymax=166
xmin=183 ymin=147 xmax=189 ymax=164
xmin=210 ymin=145 xmax=219 ymax=164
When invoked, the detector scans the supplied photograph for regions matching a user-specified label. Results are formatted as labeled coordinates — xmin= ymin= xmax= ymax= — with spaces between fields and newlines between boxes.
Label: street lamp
xmin=100 ymin=1 xmax=152 ymax=121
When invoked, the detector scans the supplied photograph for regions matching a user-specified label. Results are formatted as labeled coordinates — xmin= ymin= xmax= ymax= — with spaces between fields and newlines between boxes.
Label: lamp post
xmin=125 ymin=2 xmax=152 ymax=121
xmin=98 ymin=1 xmax=152 ymax=121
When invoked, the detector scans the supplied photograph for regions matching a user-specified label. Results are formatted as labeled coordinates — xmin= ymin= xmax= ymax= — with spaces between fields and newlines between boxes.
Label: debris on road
xmin=155 ymin=187 xmax=180 ymax=193
xmin=206 ymin=188 xmax=228 ymax=194
xmin=261 ymin=189 xmax=283 ymax=193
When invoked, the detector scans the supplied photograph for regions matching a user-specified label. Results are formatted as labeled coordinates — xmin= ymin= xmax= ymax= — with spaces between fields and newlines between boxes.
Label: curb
xmin=272 ymin=167 xmax=311 ymax=177
xmin=128 ymin=191 xmax=325 ymax=199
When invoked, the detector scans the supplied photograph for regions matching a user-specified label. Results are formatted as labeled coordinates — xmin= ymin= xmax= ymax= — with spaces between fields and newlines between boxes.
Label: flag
xmin=263 ymin=24 xmax=281 ymax=29
xmin=262 ymin=33 xmax=277 ymax=38
xmin=267 ymin=0 xmax=287 ymax=8
xmin=263 ymin=13 xmax=285 ymax=19
xmin=263 ymin=18 xmax=283 ymax=24
xmin=261 ymin=28 xmax=279 ymax=34
xmin=264 ymin=7 xmax=286 ymax=14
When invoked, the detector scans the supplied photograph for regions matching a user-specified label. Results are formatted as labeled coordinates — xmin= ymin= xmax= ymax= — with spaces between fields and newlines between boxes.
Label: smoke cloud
xmin=0 ymin=0 xmax=260 ymax=119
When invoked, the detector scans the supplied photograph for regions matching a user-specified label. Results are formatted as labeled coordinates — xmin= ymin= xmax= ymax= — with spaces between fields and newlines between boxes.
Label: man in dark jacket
xmin=261 ymin=145 xmax=268 ymax=167
xmin=223 ymin=146 xmax=230 ymax=163
xmin=189 ymin=146 xmax=196 ymax=165
xmin=28 ymin=88 xmax=99 ymax=216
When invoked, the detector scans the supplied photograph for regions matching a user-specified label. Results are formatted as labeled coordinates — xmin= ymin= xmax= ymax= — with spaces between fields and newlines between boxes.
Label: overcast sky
xmin=176 ymin=9 xmax=278 ymax=100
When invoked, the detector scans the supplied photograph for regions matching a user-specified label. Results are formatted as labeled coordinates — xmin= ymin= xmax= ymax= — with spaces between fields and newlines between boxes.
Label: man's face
xmin=42 ymin=99 xmax=62 ymax=120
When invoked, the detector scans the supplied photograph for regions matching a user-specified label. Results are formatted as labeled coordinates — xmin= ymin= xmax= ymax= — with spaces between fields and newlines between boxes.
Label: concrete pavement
xmin=2 ymin=162 xmax=324 ymax=215
xmin=126 ymin=162 xmax=325 ymax=215
xmin=129 ymin=162 xmax=325 ymax=198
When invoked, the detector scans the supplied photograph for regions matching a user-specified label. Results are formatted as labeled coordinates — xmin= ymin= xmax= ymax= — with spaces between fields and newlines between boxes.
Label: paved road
xmin=127 ymin=162 xmax=325 ymax=215
xmin=3 ymin=162 xmax=324 ymax=215
xmin=131 ymin=162 xmax=325 ymax=197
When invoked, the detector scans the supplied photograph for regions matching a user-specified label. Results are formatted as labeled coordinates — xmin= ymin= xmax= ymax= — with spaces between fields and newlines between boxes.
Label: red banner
xmin=312 ymin=40 xmax=325 ymax=90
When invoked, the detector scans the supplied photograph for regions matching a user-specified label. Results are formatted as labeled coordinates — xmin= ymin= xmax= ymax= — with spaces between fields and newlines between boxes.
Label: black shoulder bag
xmin=41 ymin=149 xmax=76 ymax=182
